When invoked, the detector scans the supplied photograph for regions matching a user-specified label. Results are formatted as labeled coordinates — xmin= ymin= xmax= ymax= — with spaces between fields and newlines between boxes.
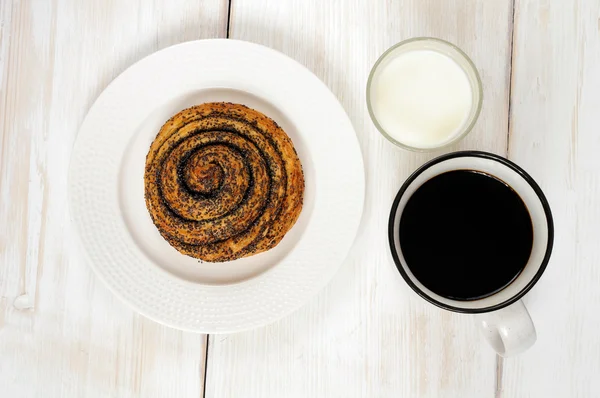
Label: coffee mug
xmin=389 ymin=151 xmax=553 ymax=357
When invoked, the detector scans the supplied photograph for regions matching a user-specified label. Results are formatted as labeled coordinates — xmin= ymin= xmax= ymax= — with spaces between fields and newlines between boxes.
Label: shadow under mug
xmin=389 ymin=151 xmax=554 ymax=357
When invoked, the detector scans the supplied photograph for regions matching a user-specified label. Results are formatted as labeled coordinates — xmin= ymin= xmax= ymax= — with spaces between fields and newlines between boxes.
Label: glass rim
xmin=366 ymin=37 xmax=484 ymax=152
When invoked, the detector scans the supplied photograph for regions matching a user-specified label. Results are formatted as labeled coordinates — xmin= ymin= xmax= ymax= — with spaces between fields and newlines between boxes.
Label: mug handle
xmin=474 ymin=300 xmax=536 ymax=357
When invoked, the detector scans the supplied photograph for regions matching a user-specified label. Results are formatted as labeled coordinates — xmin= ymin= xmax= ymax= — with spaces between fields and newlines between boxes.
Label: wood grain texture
xmin=500 ymin=0 xmax=600 ymax=396
xmin=0 ymin=0 xmax=227 ymax=396
xmin=206 ymin=1 xmax=514 ymax=397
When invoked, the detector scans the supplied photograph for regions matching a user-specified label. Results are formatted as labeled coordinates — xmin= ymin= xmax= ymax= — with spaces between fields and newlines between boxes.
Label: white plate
xmin=69 ymin=39 xmax=364 ymax=333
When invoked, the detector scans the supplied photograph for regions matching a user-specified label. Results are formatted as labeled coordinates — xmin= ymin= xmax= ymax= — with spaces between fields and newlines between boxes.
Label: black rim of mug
xmin=388 ymin=150 xmax=554 ymax=314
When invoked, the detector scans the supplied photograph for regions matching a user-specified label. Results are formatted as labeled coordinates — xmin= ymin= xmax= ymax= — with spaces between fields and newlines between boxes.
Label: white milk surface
xmin=371 ymin=50 xmax=473 ymax=148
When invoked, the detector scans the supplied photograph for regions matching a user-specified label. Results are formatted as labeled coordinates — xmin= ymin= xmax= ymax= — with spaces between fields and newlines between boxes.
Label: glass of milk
xmin=367 ymin=37 xmax=482 ymax=151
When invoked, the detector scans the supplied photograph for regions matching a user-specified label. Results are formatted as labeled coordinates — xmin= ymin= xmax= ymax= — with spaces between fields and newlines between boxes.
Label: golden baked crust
xmin=144 ymin=102 xmax=304 ymax=262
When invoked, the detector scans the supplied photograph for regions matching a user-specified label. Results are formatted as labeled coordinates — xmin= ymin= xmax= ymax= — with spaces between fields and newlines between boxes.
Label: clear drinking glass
xmin=366 ymin=37 xmax=483 ymax=152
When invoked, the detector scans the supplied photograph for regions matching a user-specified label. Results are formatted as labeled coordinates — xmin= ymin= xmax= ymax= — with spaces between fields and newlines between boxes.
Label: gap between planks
xmin=505 ymin=0 xmax=518 ymax=157
xmin=496 ymin=0 xmax=517 ymax=397
xmin=203 ymin=2 xmax=233 ymax=394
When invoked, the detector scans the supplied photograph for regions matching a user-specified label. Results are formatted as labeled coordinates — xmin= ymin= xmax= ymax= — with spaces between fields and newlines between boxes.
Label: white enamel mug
xmin=389 ymin=151 xmax=554 ymax=357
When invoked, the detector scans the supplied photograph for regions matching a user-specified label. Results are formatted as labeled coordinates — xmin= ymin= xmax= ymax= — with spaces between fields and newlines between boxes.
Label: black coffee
xmin=399 ymin=170 xmax=533 ymax=300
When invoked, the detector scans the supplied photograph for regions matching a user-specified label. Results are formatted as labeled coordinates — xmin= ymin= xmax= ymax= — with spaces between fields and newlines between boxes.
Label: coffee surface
xmin=399 ymin=170 xmax=533 ymax=300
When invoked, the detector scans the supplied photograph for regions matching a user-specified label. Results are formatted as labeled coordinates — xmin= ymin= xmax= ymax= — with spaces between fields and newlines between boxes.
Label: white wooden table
xmin=1 ymin=0 xmax=599 ymax=396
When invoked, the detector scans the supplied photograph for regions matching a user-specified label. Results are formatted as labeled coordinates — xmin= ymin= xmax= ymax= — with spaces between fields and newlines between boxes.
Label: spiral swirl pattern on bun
xmin=144 ymin=102 xmax=304 ymax=262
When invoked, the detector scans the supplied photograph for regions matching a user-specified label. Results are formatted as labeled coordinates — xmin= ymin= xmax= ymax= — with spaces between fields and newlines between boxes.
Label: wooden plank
xmin=500 ymin=0 xmax=600 ymax=396
xmin=206 ymin=1 xmax=515 ymax=397
xmin=0 ymin=0 xmax=227 ymax=396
